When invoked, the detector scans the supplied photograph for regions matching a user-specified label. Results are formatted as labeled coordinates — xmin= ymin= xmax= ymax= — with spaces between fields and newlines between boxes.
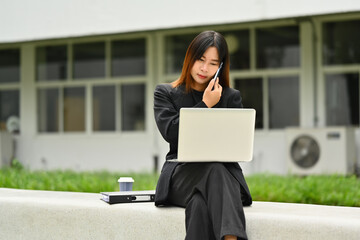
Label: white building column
xmin=300 ymin=20 xmax=316 ymax=127
xmin=19 ymin=43 xmax=36 ymax=167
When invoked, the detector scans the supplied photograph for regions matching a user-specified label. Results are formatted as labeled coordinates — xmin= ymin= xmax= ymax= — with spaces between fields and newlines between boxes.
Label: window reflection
xmin=112 ymin=39 xmax=146 ymax=76
xmin=256 ymin=26 xmax=300 ymax=68
xmin=38 ymin=88 xmax=59 ymax=132
xmin=93 ymin=85 xmax=116 ymax=131
xmin=269 ymin=76 xmax=299 ymax=129
xmin=0 ymin=90 xmax=19 ymax=131
xmin=36 ymin=45 xmax=67 ymax=81
xmin=121 ymin=84 xmax=145 ymax=131
xmin=0 ymin=49 xmax=20 ymax=83
xmin=234 ymin=78 xmax=263 ymax=128
xmin=326 ymin=73 xmax=359 ymax=126
xmin=64 ymin=87 xmax=85 ymax=131
xmin=73 ymin=42 xmax=105 ymax=79
xmin=323 ymin=20 xmax=360 ymax=65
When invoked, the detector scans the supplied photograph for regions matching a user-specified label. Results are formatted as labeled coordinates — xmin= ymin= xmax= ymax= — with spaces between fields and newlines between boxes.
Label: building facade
xmin=0 ymin=1 xmax=359 ymax=174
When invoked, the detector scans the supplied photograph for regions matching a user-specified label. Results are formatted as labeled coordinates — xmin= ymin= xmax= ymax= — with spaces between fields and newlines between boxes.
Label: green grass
xmin=246 ymin=173 xmax=360 ymax=207
xmin=0 ymin=168 xmax=158 ymax=193
xmin=1 ymin=167 xmax=360 ymax=207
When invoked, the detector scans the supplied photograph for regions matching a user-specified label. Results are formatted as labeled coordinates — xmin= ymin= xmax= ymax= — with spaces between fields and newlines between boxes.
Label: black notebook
xmin=100 ymin=190 xmax=155 ymax=204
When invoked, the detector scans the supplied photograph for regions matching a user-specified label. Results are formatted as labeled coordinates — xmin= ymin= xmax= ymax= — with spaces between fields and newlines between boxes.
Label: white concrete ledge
xmin=1 ymin=188 xmax=359 ymax=240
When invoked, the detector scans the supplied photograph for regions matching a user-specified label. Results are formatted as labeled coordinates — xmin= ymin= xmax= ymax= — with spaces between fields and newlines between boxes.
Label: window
xmin=234 ymin=78 xmax=263 ymax=128
xmin=221 ymin=30 xmax=250 ymax=70
xmin=93 ymin=85 xmax=116 ymax=131
xmin=38 ymin=88 xmax=59 ymax=132
xmin=73 ymin=42 xmax=105 ymax=79
xmin=326 ymin=73 xmax=359 ymax=126
xmin=0 ymin=90 xmax=19 ymax=131
xmin=165 ymin=33 xmax=197 ymax=74
xmin=235 ymin=76 xmax=299 ymax=129
xmin=36 ymin=45 xmax=67 ymax=81
xmin=38 ymin=87 xmax=86 ymax=132
xmin=121 ymin=84 xmax=145 ymax=131
xmin=112 ymin=39 xmax=146 ymax=76
xmin=322 ymin=19 xmax=360 ymax=127
xmin=36 ymin=37 xmax=147 ymax=133
xmin=0 ymin=49 xmax=20 ymax=132
xmin=0 ymin=49 xmax=20 ymax=83
xmin=256 ymin=26 xmax=300 ymax=68
xmin=63 ymin=87 xmax=85 ymax=131
xmin=323 ymin=20 xmax=360 ymax=65
xmin=269 ymin=76 xmax=299 ymax=128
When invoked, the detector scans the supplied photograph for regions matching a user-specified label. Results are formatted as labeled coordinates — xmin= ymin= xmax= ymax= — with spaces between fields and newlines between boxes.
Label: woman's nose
xmin=200 ymin=62 xmax=208 ymax=72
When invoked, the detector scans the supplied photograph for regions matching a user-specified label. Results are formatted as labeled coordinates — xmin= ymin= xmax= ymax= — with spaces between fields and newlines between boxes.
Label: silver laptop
xmin=176 ymin=108 xmax=256 ymax=162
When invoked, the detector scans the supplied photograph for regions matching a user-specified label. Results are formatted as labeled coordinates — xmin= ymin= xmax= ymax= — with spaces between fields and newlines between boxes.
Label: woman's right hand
xmin=202 ymin=78 xmax=222 ymax=108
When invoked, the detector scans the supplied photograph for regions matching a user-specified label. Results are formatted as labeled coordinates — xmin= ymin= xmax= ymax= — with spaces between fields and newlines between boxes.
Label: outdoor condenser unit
xmin=285 ymin=127 xmax=357 ymax=175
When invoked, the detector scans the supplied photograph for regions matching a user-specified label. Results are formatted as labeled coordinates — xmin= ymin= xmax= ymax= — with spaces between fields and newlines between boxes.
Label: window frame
xmin=35 ymin=34 xmax=152 ymax=135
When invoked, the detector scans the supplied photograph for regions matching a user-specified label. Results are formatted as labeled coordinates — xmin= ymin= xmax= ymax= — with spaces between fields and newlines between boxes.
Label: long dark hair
xmin=172 ymin=31 xmax=230 ymax=92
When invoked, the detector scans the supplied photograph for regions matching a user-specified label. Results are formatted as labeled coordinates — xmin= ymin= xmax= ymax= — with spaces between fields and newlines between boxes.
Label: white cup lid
xmin=118 ymin=177 xmax=134 ymax=182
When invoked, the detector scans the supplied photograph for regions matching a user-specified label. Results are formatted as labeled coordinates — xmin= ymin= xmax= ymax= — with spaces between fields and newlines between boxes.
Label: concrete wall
xmin=2 ymin=188 xmax=360 ymax=240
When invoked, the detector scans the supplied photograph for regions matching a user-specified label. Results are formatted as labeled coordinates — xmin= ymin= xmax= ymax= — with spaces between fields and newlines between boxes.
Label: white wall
xmin=241 ymin=131 xmax=287 ymax=175
xmin=1 ymin=0 xmax=360 ymax=43
xmin=17 ymin=134 xmax=154 ymax=172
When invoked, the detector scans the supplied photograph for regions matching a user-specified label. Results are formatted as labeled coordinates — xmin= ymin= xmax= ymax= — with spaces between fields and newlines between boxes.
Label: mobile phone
xmin=213 ymin=62 xmax=223 ymax=81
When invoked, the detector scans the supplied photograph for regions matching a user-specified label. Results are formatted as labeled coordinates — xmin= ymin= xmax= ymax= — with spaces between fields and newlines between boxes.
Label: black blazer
xmin=153 ymin=83 xmax=252 ymax=207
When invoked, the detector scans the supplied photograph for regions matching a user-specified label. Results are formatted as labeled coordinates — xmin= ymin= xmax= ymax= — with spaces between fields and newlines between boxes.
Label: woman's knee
xmin=186 ymin=192 xmax=210 ymax=219
xmin=187 ymin=192 xmax=206 ymax=209
xmin=205 ymin=163 xmax=241 ymax=194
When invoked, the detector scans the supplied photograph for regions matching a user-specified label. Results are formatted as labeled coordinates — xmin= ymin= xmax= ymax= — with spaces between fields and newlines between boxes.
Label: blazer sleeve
xmin=153 ymin=84 xmax=207 ymax=144
xmin=226 ymin=88 xmax=244 ymax=108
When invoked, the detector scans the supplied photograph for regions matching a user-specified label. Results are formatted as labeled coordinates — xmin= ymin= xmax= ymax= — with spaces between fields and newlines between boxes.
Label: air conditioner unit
xmin=286 ymin=127 xmax=357 ymax=175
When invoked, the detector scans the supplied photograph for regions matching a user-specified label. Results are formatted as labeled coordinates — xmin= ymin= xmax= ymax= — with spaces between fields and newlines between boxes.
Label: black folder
xmin=100 ymin=190 xmax=155 ymax=204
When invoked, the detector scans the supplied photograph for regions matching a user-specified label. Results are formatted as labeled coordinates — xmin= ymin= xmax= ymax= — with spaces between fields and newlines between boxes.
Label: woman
xmin=153 ymin=31 xmax=252 ymax=240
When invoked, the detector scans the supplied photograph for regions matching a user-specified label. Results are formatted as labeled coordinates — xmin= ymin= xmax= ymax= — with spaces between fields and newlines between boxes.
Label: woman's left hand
xmin=202 ymin=78 xmax=222 ymax=108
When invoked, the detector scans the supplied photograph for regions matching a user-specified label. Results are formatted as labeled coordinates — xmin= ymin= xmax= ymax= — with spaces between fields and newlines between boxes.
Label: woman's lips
xmin=198 ymin=74 xmax=207 ymax=79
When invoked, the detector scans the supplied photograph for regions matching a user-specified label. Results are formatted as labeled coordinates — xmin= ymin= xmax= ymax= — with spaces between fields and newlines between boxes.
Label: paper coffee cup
xmin=118 ymin=177 xmax=134 ymax=191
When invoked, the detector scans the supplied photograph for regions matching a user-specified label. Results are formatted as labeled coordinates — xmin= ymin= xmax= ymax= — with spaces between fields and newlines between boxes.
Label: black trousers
xmin=168 ymin=163 xmax=248 ymax=240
